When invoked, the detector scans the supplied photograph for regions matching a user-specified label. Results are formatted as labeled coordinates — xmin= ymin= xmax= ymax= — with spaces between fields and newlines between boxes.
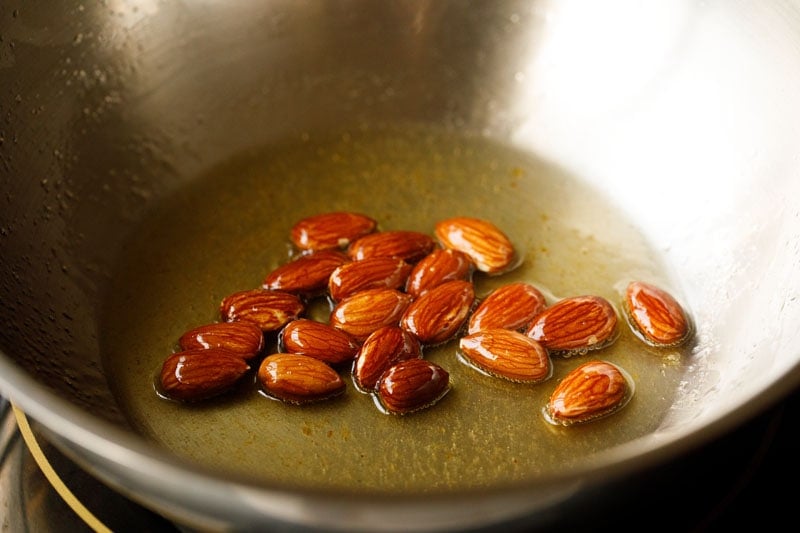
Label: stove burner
xmin=2 ymin=389 xmax=799 ymax=532
xmin=0 ymin=397 xmax=177 ymax=532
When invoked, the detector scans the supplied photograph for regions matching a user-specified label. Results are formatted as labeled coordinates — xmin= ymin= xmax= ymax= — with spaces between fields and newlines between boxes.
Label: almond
xmin=347 ymin=230 xmax=436 ymax=263
xmin=377 ymin=358 xmax=450 ymax=415
xmin=159 ymin=349 xmax=250 ymax=402
xmin=262 ymin=250 xmax=349 ymax=296
xmin=400 ymin=279 xmax=475 ymax=345
xmin=624 ymin=281 xmax=692 ymax=347
xmin=258 ymin=353 xmax=345 ymax=404
xmin=220 ymin=289 xmax=304 ymax=332
xmin=328 ymin=256 xmax=413 ymax=302
xmin=546 ymin=360 xmax=631 ymax=426
xmin=434 ymin=217 xmax=517 ymax=275
xmin=526 ymin=295 xmax=618 ymax=355
xmin=459 ymin=329 xmax=551 ymax=383
xmin=280 ymin=318 xmax=360 ymax=365
xmin=178 ymin=321 xmax=264 ymax=361
xmin=405 ymin=248 xmax=473 ymax=298
xmin=290 ymin=211 xmax=377 ymax=251
xmin=329 ymin=288 xmax=413 ymax=341
xmin=468 ymin=282 xmax=547 ymax=335
xmin=353 ymin=325 xmax=422 ymax=392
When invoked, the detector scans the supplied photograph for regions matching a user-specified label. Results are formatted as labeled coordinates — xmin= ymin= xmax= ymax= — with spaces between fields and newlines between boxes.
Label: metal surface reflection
xmin=2 ymin=1 xmax=800 ymax=530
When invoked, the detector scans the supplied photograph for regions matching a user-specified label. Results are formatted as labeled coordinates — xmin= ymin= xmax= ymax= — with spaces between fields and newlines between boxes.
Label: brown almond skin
xmin=401 ymin=279 xmax=475 ymax=345
xmin=159 ymin=349 xmax=250 ymax=402
xmin=347 ymin=230 xmax=436 ymax=263
xmin=434 ymin=217 xmax=517 ymax=275
xmin=546 ymin=360 xmax=630 ymax=425
xmin=624 ymin=281 xmax=692 ymax=346
xmin=377 ymin=359 xmax=450 ymax=415
xmin=459 ymin=329 xmax=551 ymax=383
xmin=353 ymin=325 xmax=422 ymax=392
xmin=178 ymin=321 xmax=265 ymax=361
xmin=258 ymin=353 xmax=345 ymax=404
xmin=468 ymin=282 xmax=547 ymax=334
xmin=220 ymin=289 xmax=304 ymax=332
xmin=280 ymin=319 xmax=360 ymax=365
xmin=263 ymin=250 xmax=349 ymax=296
xmin=328 ymin=256 xmax=413 ymax=302
xmin=290 ymin=212 xmax=377 ymax=251
xmin=405 ymin=248 xmax=473 ymax=298
xmin=329 ymin=288 xmax=413 ymax=341
xmin=526 ymin=295 xmax=618 ymax=355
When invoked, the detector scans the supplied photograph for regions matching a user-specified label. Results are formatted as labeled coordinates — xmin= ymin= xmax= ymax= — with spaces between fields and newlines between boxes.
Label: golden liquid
xmin=101 ymin=124 xmax=689 ymax=495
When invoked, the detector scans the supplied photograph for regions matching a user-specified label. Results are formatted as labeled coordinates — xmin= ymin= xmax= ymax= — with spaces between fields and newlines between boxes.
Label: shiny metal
xmin=2 ymin=0 xmax=800 ymax=531
xmin=0 ymin=398 xmax=175 ymax=532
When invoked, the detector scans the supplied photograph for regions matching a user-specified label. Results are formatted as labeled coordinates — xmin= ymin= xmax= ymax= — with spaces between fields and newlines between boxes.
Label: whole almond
xmin=263 ymin=250 xmax=349 ymax=296
xmin=329 ymin=288 xmax=413 ymax=341
xmin=401 ymin=279 xmax=475 ymax=345
xmin=526 ymin=295 xmax=618 ymax=355
xmin=258 ymin=353 xmax=345 ymax=404
xmin=434 ymin=217 xmax=517 ymax=275
xmin=377 ymin=358 xmax=450 ymax=415
xmin=290 ymin=211 xmax=377 ymax=251
xmin=178 ymin=321 xmax=264 ymax=361
xmin=280 ymin=318 xmax=360 ymax=365
xmin=624 ymin=281 xmax=692 ymax=347
xmin=405 ymin=248 xmax=473 ymax=298
xmin=459 ymin=329 xmax=551 ymax=383
xmin=160 ymin=349 xmax=250 ymax=402
xmin=468 ymin=282 xmax=547 ymax=334
xmin=353 ymin=325 xmax=423 ymax=392
xmin=546 ymin=360 xmax=631 ymax=426
xmin=220 ymin=289 xmax=304 ymax=332
xmin=328 ymin=256 xmax=413 ymax=302
xmin=347 ymin=230 xmax=436 ymax=263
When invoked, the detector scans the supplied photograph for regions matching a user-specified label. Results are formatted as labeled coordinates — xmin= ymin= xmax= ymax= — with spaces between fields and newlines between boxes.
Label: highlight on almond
xmin=544 ymin=360 xmax=633 ymax=426
xmin=459 ymin=329 xmax=551 ymax=384
xmin=434 ymin=216 xmax=519 ymax=275
xmin=623 ymin=281 xmax=693 ymax=347
xmin=159 ymin=349 xmax=250 ymax=402
xmin=377 ymin=358 xmax=451 ymax=415
xmin=468 ymin=282 xmax=546 ymax=335
xmin=526 ymin=295 xmax=618 ymax=356
xmin=258 ymin=353 xmax=346 ymax=405
xmin=290 ymin=211 xmax=377 ymax=251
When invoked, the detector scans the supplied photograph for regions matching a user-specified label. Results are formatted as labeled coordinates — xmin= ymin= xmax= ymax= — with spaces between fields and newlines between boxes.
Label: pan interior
xmin=100 ymin=123 xmax=692 ymax=494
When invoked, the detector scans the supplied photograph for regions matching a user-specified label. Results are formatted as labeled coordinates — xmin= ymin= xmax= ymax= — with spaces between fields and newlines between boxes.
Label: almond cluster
xmin=158 ymin=211 xmax=693 ymax=423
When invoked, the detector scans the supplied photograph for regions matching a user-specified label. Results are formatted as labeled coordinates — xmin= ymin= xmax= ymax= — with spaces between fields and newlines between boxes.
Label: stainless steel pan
xmin=2 ymin=1 xmax=800 ymax=531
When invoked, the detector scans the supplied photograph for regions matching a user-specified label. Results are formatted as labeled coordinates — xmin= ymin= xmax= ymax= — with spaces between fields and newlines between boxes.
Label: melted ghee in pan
xmin=101 ymin=125 xmax=691 ymax=494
